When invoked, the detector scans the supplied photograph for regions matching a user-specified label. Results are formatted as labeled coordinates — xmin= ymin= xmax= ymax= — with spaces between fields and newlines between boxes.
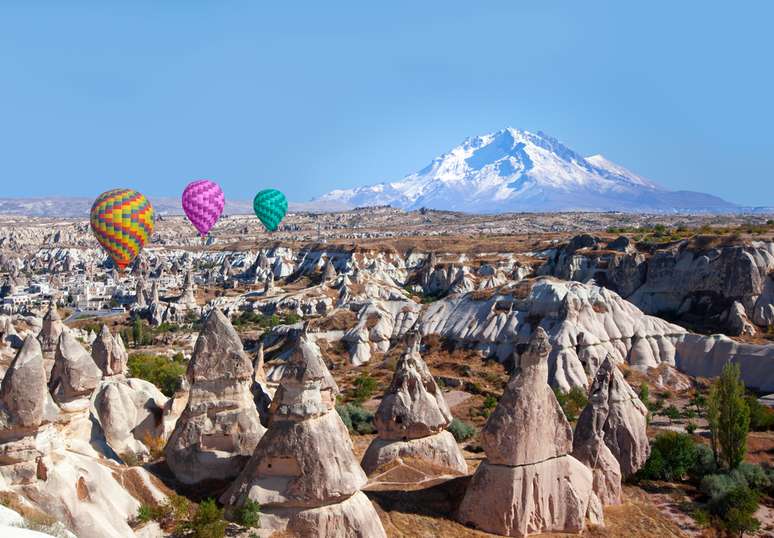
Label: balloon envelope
xmin=253 ymin=189 xmax=288 ymax=232
xmin=182 ymin=180 xmax=225 ymax=237
xmin=90 ymin=188 xmax=154 ymax=271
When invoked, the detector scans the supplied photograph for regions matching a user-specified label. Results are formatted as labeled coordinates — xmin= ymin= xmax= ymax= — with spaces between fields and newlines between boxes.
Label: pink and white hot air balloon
xmin=181 ymin=180 xmax=225 ymax=238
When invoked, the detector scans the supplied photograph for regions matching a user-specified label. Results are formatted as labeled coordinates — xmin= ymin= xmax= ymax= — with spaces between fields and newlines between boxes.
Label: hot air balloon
xmin=90 ymin=188 xmax=154 ymax=271
xmin=253 ymin=189 xmax=288 ymax=232
xmin=182 ymin=179 xmax=225 ymax=237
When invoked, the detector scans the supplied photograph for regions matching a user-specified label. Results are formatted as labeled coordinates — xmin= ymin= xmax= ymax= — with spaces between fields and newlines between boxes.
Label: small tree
xmin=638 ymin=382 xmax=650 ymax=406
xmin=132 ymin=318 xmax=144 ymax=348
xmin=707 ymin=363 xmax=750 ymax=470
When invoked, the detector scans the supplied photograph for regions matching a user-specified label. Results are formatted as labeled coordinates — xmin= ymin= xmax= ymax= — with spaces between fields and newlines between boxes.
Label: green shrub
xmin=350 ymin=374 xmax=378 ymax=403
xmin=708 ymin=485 xmax=760 ymax=536
xmin=637 ymin=432 xmax=697 ymax=481
xmin=136 ymin=504 xmax=155 ymax=523
xmin=481 ymin=394 xmax=498 ymax=417
xmin=733 ymin=462 xmax=771 ymax=491
xmin=700 ymin=473 xmax=741 ymax=501
xmin=335 ymin=404 xmax=375 ymax=435
xmin=553 ymin=386 xmax=588 ymax=422
xmin=689 ymin=443 xmax=717 ymax=481
xmin=663 ymin=404 xmax=681 ymax=423
xmin=127 ymin=353 xmax=187 ymax=397
xmin=185 ymin=499 xmax=227 ymax=538
xmin=638 ymin=383 xmax=650 ymax=406
xmin=685 ymin=422 xmax=697 ymax=435
xmin=235 ymin=499 xmax=261 ymax=528
xmin=746 ymin=395 xmax=774 ymax=431
xmin=447 ymin=418 xmax=476 ymax=442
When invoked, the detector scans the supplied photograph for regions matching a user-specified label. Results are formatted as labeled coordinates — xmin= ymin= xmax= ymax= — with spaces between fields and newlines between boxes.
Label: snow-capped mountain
xmin=315 ymin=128 xmax=738 ymax=213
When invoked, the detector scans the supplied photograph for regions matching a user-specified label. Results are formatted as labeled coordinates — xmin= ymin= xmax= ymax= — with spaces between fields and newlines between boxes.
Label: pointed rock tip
xmin=45 ymin=303 xmax=61 ymax=321
xmin=17 ymin=334 xmax=43 ymax=362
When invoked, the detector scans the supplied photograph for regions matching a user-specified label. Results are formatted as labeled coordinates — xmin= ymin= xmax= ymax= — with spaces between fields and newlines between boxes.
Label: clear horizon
xmin=1 ymin=2 xmax=772 ymax=205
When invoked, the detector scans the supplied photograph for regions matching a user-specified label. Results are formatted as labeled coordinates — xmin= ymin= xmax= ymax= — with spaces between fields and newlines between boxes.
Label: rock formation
xmin=149 ymin=279 xmax=160 ymax=303
xmin=322 ymin=257 xmax=337 ymax=282
xmin=577 ymin=357 xmax=650 ymax=478
xmin=135 ymin=277 xmax=147 ymax=308
xmin=164 ymin=308 xmax=265 ymax=484
xmin=90 ymin=377 xmax=168 ymax=460
xmin=361 ymin=332 xmax=466 ymax=482
xmin=178 ymin=269 xmax=197 ymax=308
xmin=1 ymin=336 xmax=56 ymax=431
xmin=91 ymin=325 xmax=128 ymax=377
xmin=572 ymin=356 xmax=623 ymax=505
xmin=0 ymin=336 xmax=60 ymax=485
xmin=37 ymin=303 xmax=64 ymax=355
xmin=222 ymin=333 xmax=387 ymax=538
xmin=456 ymin=328 xmax=601 ymax=537
xmin=48 ymin=331 xmax=102 ymax=411
xmin=540 ymin=237 xmax=774 ymax=334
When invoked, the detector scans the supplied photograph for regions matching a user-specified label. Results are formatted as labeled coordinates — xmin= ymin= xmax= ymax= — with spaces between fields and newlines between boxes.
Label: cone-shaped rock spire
xmin=222 ymin=333 xmax=386 ymax=537
xmin=164 ymin=308 xmax=265 ymax=485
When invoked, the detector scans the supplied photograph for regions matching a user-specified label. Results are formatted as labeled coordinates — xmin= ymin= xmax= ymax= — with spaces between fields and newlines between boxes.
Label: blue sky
xmin=1 ymin=1 xmax=772 ymax=205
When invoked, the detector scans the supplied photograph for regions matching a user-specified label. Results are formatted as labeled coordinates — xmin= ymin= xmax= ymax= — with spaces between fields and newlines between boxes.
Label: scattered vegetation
xmin=127 ymin=353 xmax=187 ymax=397
xmin=481 ymin=394 xmax=498 ymax=417
xmin=134 ymin=494 xmax=191 ymax=531
xmin=349 ymin=373 xmax=378 ymax=403
xmin=637 ymin=432 xmax=699 ymax=481
xmin=183 ymin=499 xmax=227 ymax=538
xmin=747 ymin=394 xmax=774 ymax=431
xmin=336 ymin=403 xmax=375 ymax=435
xmin=553 ymin=386 xmax=588 ymax=422
xmin=135 ymin=496 xmax=228 ymax=538
xmin=142 ymin=433 xmax=166 ymax=460
xmin=234 ymin=499 xmax=261 ymax=529
xmin=232 ymin=311 xmax=301 ymax=329
xmin=636 ymin=364 xmax=773 ymax=535
xmin=447 ymin=418 xmax=476 ymax=442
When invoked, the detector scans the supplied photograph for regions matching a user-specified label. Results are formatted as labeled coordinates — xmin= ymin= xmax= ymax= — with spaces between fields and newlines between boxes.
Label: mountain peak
xmin=315 ymin=128 xmax=737 ymax=213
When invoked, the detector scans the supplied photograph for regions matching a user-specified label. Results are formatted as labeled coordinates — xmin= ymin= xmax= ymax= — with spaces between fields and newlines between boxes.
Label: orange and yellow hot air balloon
xmin=90 ymin=188 xmax=155 ymax=271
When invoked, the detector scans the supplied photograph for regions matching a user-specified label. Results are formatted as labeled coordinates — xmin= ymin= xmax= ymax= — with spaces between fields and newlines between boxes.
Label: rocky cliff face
xmin=539 ymin=235 xmax=774 ymax=335
xmin=419 ymin=276 xmax=774 ymax=392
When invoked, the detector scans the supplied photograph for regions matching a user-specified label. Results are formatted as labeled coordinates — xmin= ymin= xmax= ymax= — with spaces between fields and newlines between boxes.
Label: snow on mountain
xmin=315 ymin=128 xmax=738 ymax=213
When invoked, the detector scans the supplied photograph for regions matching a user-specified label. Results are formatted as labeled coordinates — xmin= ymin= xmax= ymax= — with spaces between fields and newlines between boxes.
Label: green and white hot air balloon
xmin=253 ymin=189 xmax=288 ymax=232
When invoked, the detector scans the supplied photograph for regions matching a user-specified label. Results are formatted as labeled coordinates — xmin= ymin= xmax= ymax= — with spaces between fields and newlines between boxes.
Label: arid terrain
xmin=1 ymin=208 xmax=774 ymax=538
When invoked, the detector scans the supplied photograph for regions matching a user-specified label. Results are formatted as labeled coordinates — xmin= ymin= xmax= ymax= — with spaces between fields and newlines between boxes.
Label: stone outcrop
xmin=0 ymin=336 xmax=61 ymax=485
xmin=362 ymin=332 xmax=466 ymax=482
xmin=1 ymin=336 xmax=56 ymax=431
xmin=49 ymin=332 xmax=102 ymax=411
xmin=91 ymin=325 xmax=128 ymax=377
xmin=457 ymin=328 xmax=600 ymax=537
xmin=178 ymin=269 xmax=197 ymax=308
xmin=420 ymin=276 xmax=774 ymax=392
xmin=90 ymin=377 xmax=168 ymax=460
xmin=572 ymin=356 xmax=623 ymax=505
xmin=135 ymin=278 xmax=147 ymax=308
xmin=539 ymin=237 xmax=774 ymax=334
xmin=164 ymin=308 xmax=265 ymax=484
xmin=222 ymin=333 xmax=387 ymax=538
xmin=582 ymin=357 xmax=650 ymax=478
xmin=37 ymin=303 xmax=64 ymax=355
